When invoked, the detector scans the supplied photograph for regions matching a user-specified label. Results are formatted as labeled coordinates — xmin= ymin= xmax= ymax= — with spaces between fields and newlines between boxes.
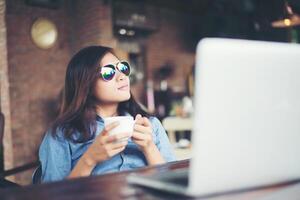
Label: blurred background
xmin=0 ymin=0 xmax=299 ymax=185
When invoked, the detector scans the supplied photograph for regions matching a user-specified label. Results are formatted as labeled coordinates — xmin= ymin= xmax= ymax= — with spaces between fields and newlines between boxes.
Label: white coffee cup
xmin=103 ymin=116 xmax=134 ymax=138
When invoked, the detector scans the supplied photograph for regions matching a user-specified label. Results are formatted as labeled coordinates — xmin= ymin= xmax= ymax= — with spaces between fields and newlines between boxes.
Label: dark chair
xmin=0 ymin=111 xmax=4 ymax=172
xmin=32 ymin=164 xmax=42 ymax=184
xmin=0 ymin=112 xmax=39 ymax=188
xmin=0 ymin=178 xmax=19 ymax=188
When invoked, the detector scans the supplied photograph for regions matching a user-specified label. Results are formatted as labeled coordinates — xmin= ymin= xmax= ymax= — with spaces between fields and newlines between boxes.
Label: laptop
xmin=127 ymin=38 xmax=300 ymax=197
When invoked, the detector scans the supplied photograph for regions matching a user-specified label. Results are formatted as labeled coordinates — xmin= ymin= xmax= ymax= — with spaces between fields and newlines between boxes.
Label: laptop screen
xmin=189 ymin=38 xmax=300 ymax=196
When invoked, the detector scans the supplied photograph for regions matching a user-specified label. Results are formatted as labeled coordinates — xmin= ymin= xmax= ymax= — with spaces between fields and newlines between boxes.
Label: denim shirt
xmin=39 ymin=116 xmax=176 ymax=183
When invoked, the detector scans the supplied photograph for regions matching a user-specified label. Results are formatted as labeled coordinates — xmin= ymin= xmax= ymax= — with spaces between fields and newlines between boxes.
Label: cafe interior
xmin=1 ymin=0 xmax=300 ymax=199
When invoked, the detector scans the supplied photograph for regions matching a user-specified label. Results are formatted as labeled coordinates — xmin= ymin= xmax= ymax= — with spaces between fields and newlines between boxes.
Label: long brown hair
xmin=51 ymin=46 xmax=149 ymax=143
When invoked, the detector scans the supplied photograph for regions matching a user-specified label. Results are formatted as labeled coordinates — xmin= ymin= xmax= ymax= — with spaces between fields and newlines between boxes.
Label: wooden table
xmin=0 ymin=160 xmax=298 ymax=200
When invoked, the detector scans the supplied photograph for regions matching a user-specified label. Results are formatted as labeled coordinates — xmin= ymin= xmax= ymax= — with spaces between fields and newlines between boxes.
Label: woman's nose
xmin=116 ymin=70 xmax=125 ymax=81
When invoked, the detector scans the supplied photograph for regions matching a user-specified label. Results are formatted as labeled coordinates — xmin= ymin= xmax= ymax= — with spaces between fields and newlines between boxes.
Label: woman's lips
xmin=118 ymin=85 xmax=129 ymax=90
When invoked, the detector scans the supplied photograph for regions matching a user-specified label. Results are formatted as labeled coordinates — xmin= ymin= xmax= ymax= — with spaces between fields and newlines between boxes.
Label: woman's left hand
xmin=132 ymin=114 xmax=166 ymax=165
xmin=132 ymin=114 xmax=156 ymax=153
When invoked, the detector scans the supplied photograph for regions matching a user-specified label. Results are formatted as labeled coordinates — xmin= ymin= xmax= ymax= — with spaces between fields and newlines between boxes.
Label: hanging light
xmin=271 ymin=1 xmax=300 ymax=28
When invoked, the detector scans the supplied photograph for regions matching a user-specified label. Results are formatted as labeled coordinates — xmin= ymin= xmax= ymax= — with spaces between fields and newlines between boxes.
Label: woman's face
xmin=93 ymin=52 xmax=131 ymax=104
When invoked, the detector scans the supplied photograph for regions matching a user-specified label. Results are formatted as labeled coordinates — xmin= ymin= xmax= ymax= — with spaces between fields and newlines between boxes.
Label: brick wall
xmin=6 ymin=0 xmax=72 ymax=184
xmin=71 ymin=0 xmax=116 ymax=51
xmin=0 ymin=0 xmax=14 ymax=179
xmin=146 ymin=9 xmax=195 ymax=93
xmin=5 ymin=0 xmax=195 ymax=184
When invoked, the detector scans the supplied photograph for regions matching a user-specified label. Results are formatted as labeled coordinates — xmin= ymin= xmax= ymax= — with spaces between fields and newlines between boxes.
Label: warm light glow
xmin=284 ymin=18 xmax=291 ymax=26
xmin=271 ymin=2 xmax=300 ymax=28
xmin=119 ymin=29 xmax=126 ymax=35
xmin=31 ymin=18 xmax=58 ymax=49
xmin=127 ymin=30 xmax=135 ymax=36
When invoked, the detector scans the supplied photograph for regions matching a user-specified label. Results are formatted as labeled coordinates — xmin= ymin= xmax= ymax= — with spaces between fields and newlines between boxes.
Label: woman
xmin=39 ymin=46 xmax=176 ymax=182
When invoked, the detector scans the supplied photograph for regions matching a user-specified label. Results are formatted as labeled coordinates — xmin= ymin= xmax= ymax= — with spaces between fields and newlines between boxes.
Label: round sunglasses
xmin=99 ymin=61 xmax=131 ymax=81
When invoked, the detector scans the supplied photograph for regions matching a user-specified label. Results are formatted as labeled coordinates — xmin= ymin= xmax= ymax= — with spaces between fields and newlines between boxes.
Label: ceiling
xmin=112 ymin=0 xmax=300 ymax=45
xmin=147 ymin=0 xmax=300 ymax=16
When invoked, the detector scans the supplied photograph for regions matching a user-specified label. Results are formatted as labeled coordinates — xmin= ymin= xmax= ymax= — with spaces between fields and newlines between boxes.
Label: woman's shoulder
xmin=148 ymin=116 xmax=161 ymax=124
xmin=39 ymin=127 xmax=70 ymax=158
xmin=42 ymin=126 xmax=68 ymax=144
xmin=148 ymin=116 xmax=165 ymax=132
xmin=43 ymin=127 xmax=75 ymax=143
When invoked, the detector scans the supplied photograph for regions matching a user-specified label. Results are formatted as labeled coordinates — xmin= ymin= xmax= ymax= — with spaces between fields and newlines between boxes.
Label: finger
xmin=104 ymin=141 xmax=127 ymax=154
xmin=105 ymin=132 xmax=131 ymax=143
xmin=132 ymin=131 xmax=149 ymax=141
xmin=101 ymin=121 xmax=120 ymax=136
xmin=134 ymin=124 xmax=151 ymax=134
xmin=110 ymin=146 xmax=126 ymax=155
xmin=135 ymin=114 xmax=143 ymax=124
xmin=110 ymin=140 xmax=128 ymax=150
xmin=142 ymin=117 xmax=152 ymax=127
xmin=134 ymin=118 xmax=144 ymax=125
xmin=135 ymin=114 xmax=142 ymax=120
xmin=132 ymin=139 xmax=145 ymax=146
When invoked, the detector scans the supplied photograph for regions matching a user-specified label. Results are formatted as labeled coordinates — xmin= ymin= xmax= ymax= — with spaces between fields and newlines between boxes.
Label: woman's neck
xmin=95 ymin=103 xmax=119 ymax=118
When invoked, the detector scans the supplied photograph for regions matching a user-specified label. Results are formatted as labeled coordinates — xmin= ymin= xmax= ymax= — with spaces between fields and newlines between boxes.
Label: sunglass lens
xmin=118 ymin=62 xmax=130 ymax=76
xmin=101 ymin=66 xmax=115 ymax=81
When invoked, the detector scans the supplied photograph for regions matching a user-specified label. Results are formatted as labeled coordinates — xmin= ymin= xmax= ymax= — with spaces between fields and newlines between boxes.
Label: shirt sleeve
xmin=151 ymin=117 xmax=177 ymax=162
xmin=39 ymin=129 xmax=72 ymax=183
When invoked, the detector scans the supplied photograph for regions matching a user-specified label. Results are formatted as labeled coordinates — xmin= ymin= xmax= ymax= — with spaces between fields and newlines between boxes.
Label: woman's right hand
xmin=83 ymin=121 xmax=130 ymax=167
xmin=68 ymin=121 xmax=129 ymax=178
